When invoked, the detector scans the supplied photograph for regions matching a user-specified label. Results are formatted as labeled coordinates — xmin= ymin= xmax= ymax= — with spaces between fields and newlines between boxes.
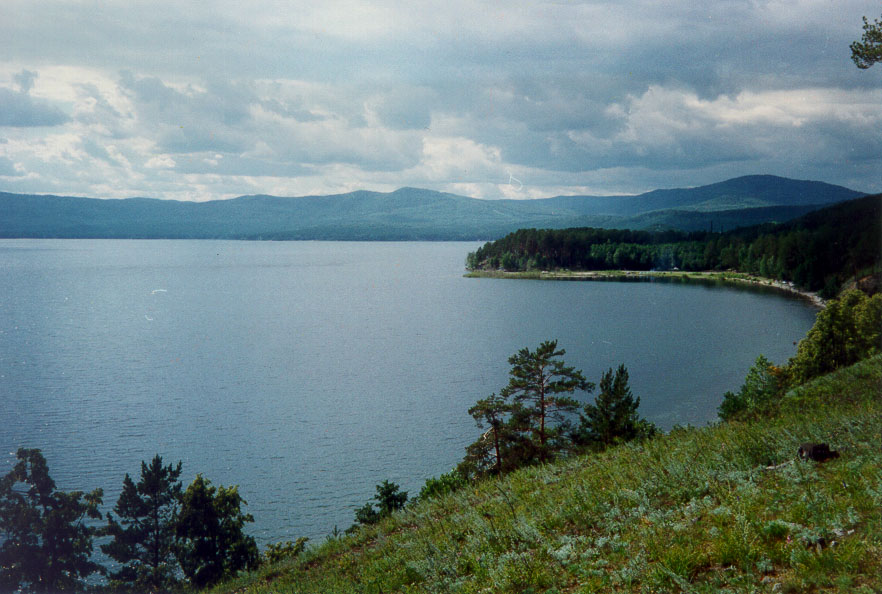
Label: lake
xmin=0 ymin=239 xmax=818 ymax=544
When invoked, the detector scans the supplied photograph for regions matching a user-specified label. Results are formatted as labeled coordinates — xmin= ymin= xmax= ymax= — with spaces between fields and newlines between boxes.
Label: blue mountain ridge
xmin=0 ymin=175 xmax=865 ymax=240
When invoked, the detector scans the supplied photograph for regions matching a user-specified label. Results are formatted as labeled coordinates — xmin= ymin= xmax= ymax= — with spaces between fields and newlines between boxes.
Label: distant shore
xmin=465 ymin=269 xmax=826 ymax=308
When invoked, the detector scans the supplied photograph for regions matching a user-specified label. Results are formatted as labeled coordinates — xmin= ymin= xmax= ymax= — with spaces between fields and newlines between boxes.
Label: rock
xmin=797 ymin=443 xmax=840 ymax=462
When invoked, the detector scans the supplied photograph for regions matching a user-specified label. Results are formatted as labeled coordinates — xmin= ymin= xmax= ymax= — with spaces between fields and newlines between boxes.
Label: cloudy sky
xmin=1 ymin=1 xmax=880 ymax=201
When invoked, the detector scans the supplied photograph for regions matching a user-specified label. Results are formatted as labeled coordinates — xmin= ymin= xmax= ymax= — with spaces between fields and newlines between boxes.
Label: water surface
xmin=0 ymin=240 xmax=818 ymax=543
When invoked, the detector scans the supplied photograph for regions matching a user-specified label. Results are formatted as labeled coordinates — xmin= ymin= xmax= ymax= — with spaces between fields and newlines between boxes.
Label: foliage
xmin=460 ymin=346 xmax=659 ymax=479
xmin=499 ymin=340 xmax=593 ymax=464
xmin=101 ymin=455 xmax=183 ymax=592
xmin=175 ymin=474 xmax=259 ymax=588
xmin=352 ymin=501 xmax=380 ymax=527
xmin=467 ymin=194 xmax=882 ymax=296
xmin=417 ymin=469 xmax=469 ymax=502
xmin=458 ymin=392 xmax=524 ymax=478
xmin=851 ymin=14 xmax=882 ymax=68
xmin=789 ymin=290 xmax=882 ymax=384
xmin=0 ymin=448 xmax=104 ymax=593
xmin=718 ymin=355 xmax=787 ymax=421
xmin=353 ymin=480 xmax=408 ymax=527
xmin=262 ymin=537 xmax=308 ymax=565
xmin=577 ymin=364 xmax=656 ymax=446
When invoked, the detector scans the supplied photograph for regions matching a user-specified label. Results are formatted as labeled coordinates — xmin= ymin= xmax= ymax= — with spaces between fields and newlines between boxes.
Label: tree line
xmin=467 ymin=194 xmax=882 ymax=297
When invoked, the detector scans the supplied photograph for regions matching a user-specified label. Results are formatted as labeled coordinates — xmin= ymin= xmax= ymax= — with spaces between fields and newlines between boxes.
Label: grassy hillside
xmin=212 ymin=355 xmax=882 ymax=594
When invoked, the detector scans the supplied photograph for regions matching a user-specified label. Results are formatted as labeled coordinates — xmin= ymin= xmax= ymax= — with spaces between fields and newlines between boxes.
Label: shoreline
xmin=465 ymin=269 xmax=826 ymax=308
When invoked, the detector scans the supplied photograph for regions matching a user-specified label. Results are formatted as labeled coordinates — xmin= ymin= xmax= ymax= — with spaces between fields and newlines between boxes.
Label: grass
xmin=212 ymin=355 xmax=881 ymax=594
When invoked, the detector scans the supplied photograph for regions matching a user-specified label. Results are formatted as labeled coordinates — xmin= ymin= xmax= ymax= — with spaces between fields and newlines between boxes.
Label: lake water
xmin=0 ymin=240 xmax=818 ymax=545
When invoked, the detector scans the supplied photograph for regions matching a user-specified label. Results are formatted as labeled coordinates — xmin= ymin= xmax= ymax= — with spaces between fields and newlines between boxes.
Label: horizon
xmin=0 ymin=173 xmax=870 ymax=204
xmin=1 ymin=2 xmax=881 ymax=202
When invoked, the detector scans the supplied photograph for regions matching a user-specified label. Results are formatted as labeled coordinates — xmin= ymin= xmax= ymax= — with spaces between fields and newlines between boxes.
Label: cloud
xmin=0 ymin=0 xmax=879 ymax=199
xmin=0 ymin=156 xmax=23 ymax=176
xmin=144 ymin=155 xmax=176 ymax=169
xmin=0 ymin=87 xmax=70 ymax=127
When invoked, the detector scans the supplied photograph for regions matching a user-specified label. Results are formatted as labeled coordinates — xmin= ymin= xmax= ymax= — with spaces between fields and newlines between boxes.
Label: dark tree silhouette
xmin=102 ymin=455 xmax=184 ymax=592
xmin=0 ymin=448 xmax=104 ymax=593
xmin=578 ymin=365 xmax=651 ymax=447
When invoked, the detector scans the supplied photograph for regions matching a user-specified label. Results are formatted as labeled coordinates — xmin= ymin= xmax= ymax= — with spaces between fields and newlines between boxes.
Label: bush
xmin=263 ymin=537 xmax=308 ymax=565
xmin=417 ymin=469 xmax=468 ymax=501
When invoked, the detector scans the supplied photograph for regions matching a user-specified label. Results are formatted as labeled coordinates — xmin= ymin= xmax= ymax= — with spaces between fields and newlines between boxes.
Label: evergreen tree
xmin=851 ymin=14 xmax=882 ymax=69
xmin=175 ymin=475 xmax=259 ymax=588
xmin=500 ymin=340 xmax=593 ymax=463
xmin=578 ymin=365 xmax=648 ymax=447
xmin=0 ymin=448 xmax=104 ymax=593
xmin=463 ymin=393 xmax=511 ymax=476
xmin=102 ymin=455 xmax=183 ymax=592
xmin=353 ymin=480 xmax=408 ymax=527
xmin=374 ymin=480 xmax=408 ymax=516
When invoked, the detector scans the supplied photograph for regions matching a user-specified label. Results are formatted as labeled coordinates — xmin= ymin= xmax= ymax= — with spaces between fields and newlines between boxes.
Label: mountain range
xmin=0 ymin=175 xmax=865 ymax=241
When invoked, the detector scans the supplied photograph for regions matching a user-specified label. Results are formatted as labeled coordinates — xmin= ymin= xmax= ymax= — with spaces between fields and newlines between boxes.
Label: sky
xmin=1 ymin=0 xmax=880 ymax=201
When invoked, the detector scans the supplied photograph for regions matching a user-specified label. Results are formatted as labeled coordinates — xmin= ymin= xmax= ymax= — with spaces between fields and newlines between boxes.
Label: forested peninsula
xmin=466 ymin=194 xmax=882 ymax=298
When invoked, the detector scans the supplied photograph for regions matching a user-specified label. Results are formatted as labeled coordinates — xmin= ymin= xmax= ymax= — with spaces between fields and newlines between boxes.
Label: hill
xmin=212 ymin=354 xmax=882 ymax=593
xmin=541 ymin=175 xmax=862 ymax=216
xmin=0 ymin=175 xmax=864 ymax=240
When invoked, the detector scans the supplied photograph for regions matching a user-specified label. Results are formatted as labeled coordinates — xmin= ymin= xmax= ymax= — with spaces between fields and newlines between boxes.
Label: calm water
xmin=0 ymin=240 xmax=818 ymax=544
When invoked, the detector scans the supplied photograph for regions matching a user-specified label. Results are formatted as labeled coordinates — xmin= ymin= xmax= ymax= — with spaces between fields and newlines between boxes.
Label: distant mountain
xmin=0 ymin=175 xmax=864 ymax=240
xmin=540 ymin=175 xmax=862 ymax=216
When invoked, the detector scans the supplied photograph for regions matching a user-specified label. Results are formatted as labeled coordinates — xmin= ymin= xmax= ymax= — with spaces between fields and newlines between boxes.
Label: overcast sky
xmin=1 ymin=1 xmax=880 ymax=201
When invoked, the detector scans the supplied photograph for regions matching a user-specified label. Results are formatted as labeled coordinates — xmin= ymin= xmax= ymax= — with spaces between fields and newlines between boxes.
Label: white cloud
xmin=418 ymin=136 xmax=502 ymax=181
xmin=145 ymin=155 xmax=176 ymax=169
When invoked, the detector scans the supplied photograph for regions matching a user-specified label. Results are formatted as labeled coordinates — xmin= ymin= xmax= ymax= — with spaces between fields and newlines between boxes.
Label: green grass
xmin=212 ymin=355 xmax=882 ymax=594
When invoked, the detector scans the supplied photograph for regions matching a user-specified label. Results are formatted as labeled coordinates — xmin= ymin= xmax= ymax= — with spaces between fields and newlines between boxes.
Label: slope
xmin=211 ymin=354 xmax=882 ymax=594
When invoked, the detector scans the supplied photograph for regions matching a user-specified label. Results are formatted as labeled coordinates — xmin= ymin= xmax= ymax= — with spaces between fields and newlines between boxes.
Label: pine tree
xmin=500 ymin=340 xmax=593 ymax=463
xmin=851 ymin=14 xmax=882 ymax=69
xmin=464 ymin=393 xmax=511 ymax=476
xmin=789 ymin=290 xmax=882 ymax=383
xmin=578 ymin=364 xmax=645 ymax=447
xmin=102 ymin=455 xmax=183 ymax=592
xmin=0 ymin=448 xmax=104 ymax=593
